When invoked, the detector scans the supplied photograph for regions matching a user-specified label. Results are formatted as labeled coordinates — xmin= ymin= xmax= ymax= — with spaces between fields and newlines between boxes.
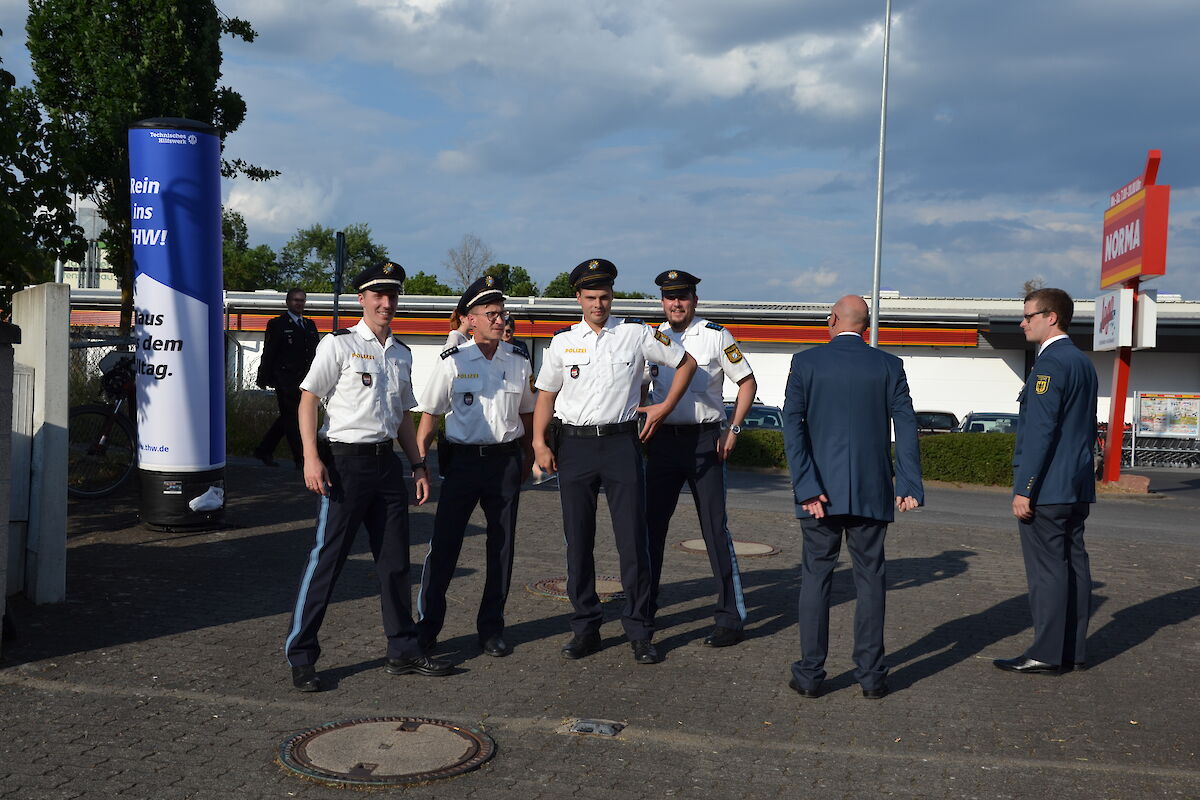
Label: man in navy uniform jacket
xmin=996 ymin=287 xmax=1098 ymax=675
xmin=782 ymin=295 xmax=923 ymax=700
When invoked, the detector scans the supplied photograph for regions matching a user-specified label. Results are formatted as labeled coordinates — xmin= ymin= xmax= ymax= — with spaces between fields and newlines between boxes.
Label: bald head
xmin=830 ymin=295 xmax=869 ymax=336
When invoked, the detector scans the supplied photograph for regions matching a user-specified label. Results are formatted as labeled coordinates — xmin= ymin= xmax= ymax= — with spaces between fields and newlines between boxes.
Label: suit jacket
xmin=259 ymin=313 xmax=319 ymax=390
xmin=1013 ymin=337 xmax=1098 ymax=505
xmin=783 ymin=334 xmax=923 ymax=522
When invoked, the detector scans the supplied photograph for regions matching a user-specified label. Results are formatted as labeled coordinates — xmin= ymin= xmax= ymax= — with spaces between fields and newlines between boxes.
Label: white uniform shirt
xmin=300 ymin=319 xmax=417 ymax=444
xmin=647 ymin=317 xmax=754 ymax=424
xmin=417 ymin=341 xmax=536 ymax=445
xmin=536 ymin=316 xmax=686 ymax=426
xmin=444 ymin=329 xmax=469 ymax=348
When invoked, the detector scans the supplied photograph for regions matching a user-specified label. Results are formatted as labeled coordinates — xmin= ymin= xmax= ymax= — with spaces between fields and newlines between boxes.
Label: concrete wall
xmin=0 ymin=321 xmax=17 ymax=654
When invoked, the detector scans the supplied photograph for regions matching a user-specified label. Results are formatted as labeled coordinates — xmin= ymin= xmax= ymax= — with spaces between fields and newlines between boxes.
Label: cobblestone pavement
xmin=1 ymin=462 xmax=1197 ymax=799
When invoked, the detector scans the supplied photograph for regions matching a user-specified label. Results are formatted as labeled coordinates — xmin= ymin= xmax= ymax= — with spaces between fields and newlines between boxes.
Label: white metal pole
xmin=869 ymin=0 xmax=893 ymax=348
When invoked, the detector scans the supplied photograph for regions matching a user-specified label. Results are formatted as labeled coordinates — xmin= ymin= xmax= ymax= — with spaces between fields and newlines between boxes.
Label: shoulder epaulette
xmin=705 ymin=321 xmax=724 ymax=331
xmin=332 ymin=328 xmax=352 ymax=336
xmin=440 ymin=346 xmax=459 ymax=359
xmin=392 ymin=336 xmax=411 ymax=351
xmin=623 ymin=318 xmax=645 ymax=325
xmin=553 ymin=325 xmax=574 ymax=336
xmin=509 ymin=341 xmax=530 ymax=359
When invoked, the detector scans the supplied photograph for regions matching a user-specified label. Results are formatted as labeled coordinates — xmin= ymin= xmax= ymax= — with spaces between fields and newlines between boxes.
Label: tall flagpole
xmin=869 ymin=0 xmax=893 ymax=348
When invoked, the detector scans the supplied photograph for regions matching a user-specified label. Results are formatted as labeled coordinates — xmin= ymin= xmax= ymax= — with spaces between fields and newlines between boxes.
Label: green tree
xmin=483 ymin=263 xmax=539 ymax=296
xmin=614 ymin=289 xmax=653 ymax=299
xmin=221 ymin=208 xmax=278 ymax=291
xmin=279 ymin=223 xmax=388 ymax=293
xmin=26 ymin=0 xmax=277 ymax=331
xmin=0 ymin=29 xmax=85 ymax=313
xmin=542 ymin=271 xmax=575 ymax=298
xmin=404 ymin=271 xmax=455 ymax=296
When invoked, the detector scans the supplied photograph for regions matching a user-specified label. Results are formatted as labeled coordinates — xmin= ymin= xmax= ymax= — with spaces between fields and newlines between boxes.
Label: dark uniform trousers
xmin=558 ymin=431 xmax=654 ymax=640
xmin=416 ymin=445 xmax=522 ymax=645
xmin=259 ymin=384 xmax=303 ymax=463
xmin=285 ymin=449 xmax=420 ymax=666
xmin=793 ymin=515 xmax=888 ymax=691
xmin=645 ymin=426 xmax=746 ymax=629
xmin=1018 ymin=501 xmax=1092 ymax=665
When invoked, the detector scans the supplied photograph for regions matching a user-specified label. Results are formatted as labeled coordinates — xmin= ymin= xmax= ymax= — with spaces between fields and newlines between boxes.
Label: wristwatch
xmin=411 ymin=461 xmax=427 ymax=472
xmin=728 ymin=424 xmax=742 ymax=435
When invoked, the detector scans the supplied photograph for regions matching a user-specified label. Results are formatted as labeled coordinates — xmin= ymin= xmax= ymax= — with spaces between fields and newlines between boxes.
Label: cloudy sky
xmin=3 ymin=0 xmax=1198 ymax=301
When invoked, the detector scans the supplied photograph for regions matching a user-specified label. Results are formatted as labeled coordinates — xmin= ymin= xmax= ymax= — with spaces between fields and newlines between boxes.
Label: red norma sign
xmin=1100 ymin=151 xmax=1170 ymax=288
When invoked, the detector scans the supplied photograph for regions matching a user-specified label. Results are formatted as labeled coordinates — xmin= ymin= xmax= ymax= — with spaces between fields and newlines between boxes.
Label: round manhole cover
xmin=527 ymin=575 xmax=625 ymax=601
xmin=278 ymin=717 xmax=495 ymax=788
xmin=675 ymin=538 xmax=780 ymax=557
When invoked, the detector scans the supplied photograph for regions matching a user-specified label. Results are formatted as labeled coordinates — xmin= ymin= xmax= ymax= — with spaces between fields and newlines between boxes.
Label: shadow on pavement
xmin=1085 ymin=585 xmax=1200 ymax=667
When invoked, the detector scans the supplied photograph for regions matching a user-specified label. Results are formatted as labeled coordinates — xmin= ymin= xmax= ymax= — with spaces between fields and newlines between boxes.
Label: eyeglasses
xmin=1021 ymin=310 xmax=1051 ymax=322
xmin=470 ymin=310 xmax=509 ymax=323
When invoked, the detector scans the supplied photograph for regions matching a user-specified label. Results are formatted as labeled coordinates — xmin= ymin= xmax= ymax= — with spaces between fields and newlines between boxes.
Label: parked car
xmin=724 ymin=403 xmax=784 ymax=431
xmin=915 ymin=410 xmax=959 ymax=436
xmin=958 ymin=412 xmax=1019 ymax=434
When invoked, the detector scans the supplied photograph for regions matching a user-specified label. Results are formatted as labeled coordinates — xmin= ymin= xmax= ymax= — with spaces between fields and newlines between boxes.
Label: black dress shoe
xmin=861 ymin=684 xmax=889 ymax=699
xmin=561 ymin=633 xmax=602 ymax=660
xmin=787 ymin=677 xmax=820 ymax=698
xmin=480 ymin=636 xmax=512 ymax=657
xmin=702 ymin=626 xmax=745 ymax=648
xmin=993 ymin=655 xmax=1061 ymax=674
xmin=253 ymin=450 xmax=278 ymax=467
xmin=630 ymin=639 xmax=661 ymax=664
xmin=385 ymin=654 xmax=452 ymax=676
xmin=291 ymin=665 xmax=321 ymax=692
xmin=1068 ymin=661 xmax=1088 ymax=671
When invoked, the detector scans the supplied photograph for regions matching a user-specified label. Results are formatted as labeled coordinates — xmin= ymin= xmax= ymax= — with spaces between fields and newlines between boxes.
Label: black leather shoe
xmin=253 ymin=450 xmax=278 ymax=467
xmin=702 ymin=626 xmax=744 ymax=648
xmin=630 ymin=639 xmax=661 ymax=664
xmin=861 ymin=684 xmax=889 ymax=699
xmin=560 ymin=633 xmax=602 ymax=660
xmin=480 ymin=636 xmax=512 ymax=657
xmin=1068 ymin=661 xmax=1088 ymax=672
xmin=993 ymin=656 xmax=1061 ymax=674
xmin=291 ymin=665 xmax=321 ymax=692
xmin=787 ymin=677 xmax=820 ymax=698
xmin=385 ymin=654 xmax=452 ymax=676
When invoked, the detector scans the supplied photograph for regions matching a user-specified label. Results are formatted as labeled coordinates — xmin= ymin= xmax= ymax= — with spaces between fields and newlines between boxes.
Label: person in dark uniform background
xmin=284 ymin=261 xmax=449 ymax=692
xmin=255 ymin=288 xmax=320 ymax=467
xmin=532 ymin=258 xmax=697 ymax=665
xmin=782 ymin=295 xmax=923 ymax=700
xmin=414 ymin=275 xmax=536 ymax=658
xmin=996 ymin=287 xmax=1098 ymax=675
xmin=644 ymin=269 xmax=756 ymax=648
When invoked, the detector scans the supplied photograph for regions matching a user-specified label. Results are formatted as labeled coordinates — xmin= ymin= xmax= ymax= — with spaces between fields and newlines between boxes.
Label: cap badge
xmin=382 ymin=263 xmax=394 ymax=275
xmin=485 ymin=276 xmax=494 ymax=287
xmin=668 ymin=271 xmax=678 ymax=280
xmin=588 ymin=260 xmax=599 ymax=270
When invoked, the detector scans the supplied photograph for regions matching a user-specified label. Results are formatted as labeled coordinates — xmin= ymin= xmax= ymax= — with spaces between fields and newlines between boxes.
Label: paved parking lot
xmin=1 ymin=462 xmax=1197 ymax=799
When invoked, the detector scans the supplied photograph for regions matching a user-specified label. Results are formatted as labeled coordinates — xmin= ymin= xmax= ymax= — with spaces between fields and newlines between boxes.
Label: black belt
xmin=659 ymin=421 xmax=723 ymax=434
xmin=561 ymin=421 xmax=639 ymax=438
xmin=328 ymin=440 xmax=393 ymax=456
xmin=447 ymin=440 xmax=521 ymax=457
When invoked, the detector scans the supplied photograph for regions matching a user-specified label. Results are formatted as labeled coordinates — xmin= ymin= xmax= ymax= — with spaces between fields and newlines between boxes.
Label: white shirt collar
xmin=579 ymin=316 xmax=620 ymax=339
xmin=835 ymin=331 xmax=861 ymax=338
xmin=1038 ymin=333 xmax=1069 ymax=356
xmin=352 ymin=319 xmax=392 ymax=348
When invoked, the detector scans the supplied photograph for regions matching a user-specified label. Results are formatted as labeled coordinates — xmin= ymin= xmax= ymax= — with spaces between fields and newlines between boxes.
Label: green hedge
xmin=919 ymin=432 xmax=1015 ymax=485
xmin=722 ymin=429 xmax=1015 ymax=486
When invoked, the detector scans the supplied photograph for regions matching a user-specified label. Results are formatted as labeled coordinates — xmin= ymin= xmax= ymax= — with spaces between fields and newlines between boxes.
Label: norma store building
xmin=69 ymin=289 xmax=1200 ymax=428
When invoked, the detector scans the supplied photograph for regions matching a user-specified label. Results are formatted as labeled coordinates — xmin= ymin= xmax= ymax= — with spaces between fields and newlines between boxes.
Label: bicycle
xmin=67 ymin=352 xmax=138 ymax=498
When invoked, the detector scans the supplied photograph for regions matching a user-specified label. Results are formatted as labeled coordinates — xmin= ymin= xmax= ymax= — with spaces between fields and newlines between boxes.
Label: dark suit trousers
xmin=793 ymin=515 xmax=888 ymax=691
xmin=557 ymin=432 xmax=654 ymax=641
xmin=284 ymin=451 xmax=419 ymax=666
xmin=416 ymin=448 xmax=522 ymax=644
xmin=257 ymin=385 xmax=303 ymax=463
xmin=1018 ymin=502 xmax=1092 ymax=665
xmin=645 ymin=427 xmax=746 ymax=629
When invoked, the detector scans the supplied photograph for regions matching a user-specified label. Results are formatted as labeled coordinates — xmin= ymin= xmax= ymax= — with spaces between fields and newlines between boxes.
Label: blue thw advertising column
xmin=128 ymin=117 xmax=225 ymax=530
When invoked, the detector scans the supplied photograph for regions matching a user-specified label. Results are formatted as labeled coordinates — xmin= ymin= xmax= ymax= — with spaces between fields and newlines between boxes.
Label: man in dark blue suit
xmin=782 ymin=295 xmax=923 ymax=699
xmin=996 ymin=287 xmax=1098 ymax=675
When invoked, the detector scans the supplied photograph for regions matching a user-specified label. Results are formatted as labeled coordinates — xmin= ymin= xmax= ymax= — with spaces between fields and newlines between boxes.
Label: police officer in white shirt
xmin=532 ymin=258 xmax=697 ymax=665
xmin=645 ymin=269 xmax=757 ymax=648
xmin=414 ymin=275 xmax=536 ymax=658
xmin=284 ymin=261 xmax=450 ymax=692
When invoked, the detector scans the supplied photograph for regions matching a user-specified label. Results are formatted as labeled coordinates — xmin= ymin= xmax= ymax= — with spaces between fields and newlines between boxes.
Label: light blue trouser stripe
xmin=722 ymin=461 xmax=748 ymax=622
xmin=415 ymin=540 xmax=435 ymax=621
xmin=284 ymin=494 xmax=330 ymax=663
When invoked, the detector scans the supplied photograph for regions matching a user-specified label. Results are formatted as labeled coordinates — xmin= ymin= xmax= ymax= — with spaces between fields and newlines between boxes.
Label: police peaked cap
xmin=655 ymin=269 xmax=701 ymax=296
xmin=569 ymin=258 xmax=617 ymax=290
xmin=458 ymin=274 xmax=506 ymax=313
xmin=354 ymin=260 xmax=406 ymax=292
